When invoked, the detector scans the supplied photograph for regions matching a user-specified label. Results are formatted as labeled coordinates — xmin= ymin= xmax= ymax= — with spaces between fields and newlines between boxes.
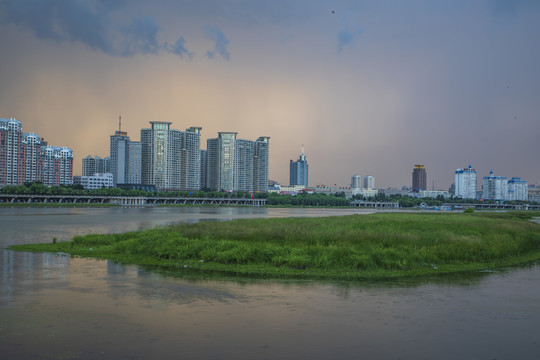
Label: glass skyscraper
xmin=412 ymin=164 xmax=427 ymax=191
xmin=290 ymin=149 xmax=308 ymax=187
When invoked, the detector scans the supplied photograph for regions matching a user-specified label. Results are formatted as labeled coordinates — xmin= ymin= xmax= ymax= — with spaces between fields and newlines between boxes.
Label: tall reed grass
xmin=61 ymin=212 xmax=540 ymax=277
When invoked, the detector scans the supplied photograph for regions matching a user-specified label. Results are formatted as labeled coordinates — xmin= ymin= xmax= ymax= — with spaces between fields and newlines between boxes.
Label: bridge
xmin=0 ymin=194 xmax=266 ymax=207
xmin=459 ymin=203 xmax=540 ymax=211
xmin=350 ymin=200 xmax=400 ymax=209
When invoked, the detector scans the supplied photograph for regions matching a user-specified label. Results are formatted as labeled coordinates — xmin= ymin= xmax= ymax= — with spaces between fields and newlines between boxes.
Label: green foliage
xmin=265 ymin=193 xmax=350 ymax=206
xmin=12 ymin=212 xmax=540 ymax=280
xmin=2 ymin=183 xmax=256 ymax=199
xmin=464 ymin=207 xmax=474 ymax=213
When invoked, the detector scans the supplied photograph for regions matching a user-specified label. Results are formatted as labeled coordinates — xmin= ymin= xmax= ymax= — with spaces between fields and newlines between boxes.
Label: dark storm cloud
xmin=166 ymin=36 xmax=194 ymax=59
xmin=119 ymin=16 xmax=161 ymax=56
xmin=0 ymin=0 xmax=192 ymax=58
xmin=205 ymin=25 xmax=230 ymax=60
xmin=489 ymin=0 xmax=540 ymax=15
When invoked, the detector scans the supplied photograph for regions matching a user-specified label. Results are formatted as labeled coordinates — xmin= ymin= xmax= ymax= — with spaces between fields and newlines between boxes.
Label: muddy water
xmin=1 ymin=207 xmax=539 ymax=359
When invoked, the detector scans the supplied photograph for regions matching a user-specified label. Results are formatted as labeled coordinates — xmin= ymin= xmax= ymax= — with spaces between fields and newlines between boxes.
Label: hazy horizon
xmin=1 ymin=0 xmax=539 ymax=189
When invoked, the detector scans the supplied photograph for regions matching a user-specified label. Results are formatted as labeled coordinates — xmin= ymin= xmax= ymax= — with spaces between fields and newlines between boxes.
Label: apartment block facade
xmin=455 ymin=165 xmax=477 ymax=199
xmin=1 ymin=118 xmax=73 ymax=187
xmin=205 ymin=133 xmax=269 ymax=192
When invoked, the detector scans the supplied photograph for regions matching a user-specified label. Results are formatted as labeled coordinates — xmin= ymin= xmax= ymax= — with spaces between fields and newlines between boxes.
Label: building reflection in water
xmin=0 ymin=250 xmax=70 ymax=306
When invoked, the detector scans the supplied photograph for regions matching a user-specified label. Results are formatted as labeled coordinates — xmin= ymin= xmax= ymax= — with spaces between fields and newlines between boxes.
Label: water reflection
xmin=2 ymin=207 xmax=540 ymax=359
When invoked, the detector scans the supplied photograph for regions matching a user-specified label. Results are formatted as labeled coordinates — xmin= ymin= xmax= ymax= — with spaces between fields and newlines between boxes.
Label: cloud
xmin=0 ymin=0 xmax=191 ymax=58
xmin=338 ymin=25 xmax=363 ymax=53
xmin=489 ymin=0 xmax=540 ymax=15
xmin=166 ymin=36 xmax=194 ymax=59
xmin=119 ymin=16 xmax=161 ymax=56
xmin=205 ymin=25 xmax=230 ymax=60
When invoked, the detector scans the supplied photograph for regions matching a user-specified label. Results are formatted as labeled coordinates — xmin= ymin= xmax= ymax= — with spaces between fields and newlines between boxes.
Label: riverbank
xmin=0 ymin=202 xmax=118 ymax=208
xmin=9 ymin=211 xmax=540 ymax=280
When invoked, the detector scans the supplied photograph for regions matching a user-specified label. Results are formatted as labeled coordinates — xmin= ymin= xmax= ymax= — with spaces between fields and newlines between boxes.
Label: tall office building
xmin=482 ymin=170 xmax=507 ymax=200
xmin=363 ymin=175 xmax=375 ymax=189
xmin=351 ymin=175 xmax=362 ymax=189
xmin=412 ymin=165 xmax=427 ymax=191
xmin=205 ymin=133 xmax=269 ymax=192
xmin=141 ymin=122 xmax=201 ymax=191
xmin=110 ymin=126 xmax=130 ymax=186
xmin=290 ymin=147 xmax=308 ymax=187
xmin=507 ymin=177 xmax=528 ymax=201
xmin=455 ymin=165 xmax=477 ymax=199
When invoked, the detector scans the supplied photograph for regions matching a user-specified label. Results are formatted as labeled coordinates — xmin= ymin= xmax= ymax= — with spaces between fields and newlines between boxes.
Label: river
xmin=1 ymin=207 xmax=539 ymax=359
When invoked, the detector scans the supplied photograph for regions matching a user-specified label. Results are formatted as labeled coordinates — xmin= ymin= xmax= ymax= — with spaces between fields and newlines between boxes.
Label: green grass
xmin=8 ymin=212 xmax=540 ymax=280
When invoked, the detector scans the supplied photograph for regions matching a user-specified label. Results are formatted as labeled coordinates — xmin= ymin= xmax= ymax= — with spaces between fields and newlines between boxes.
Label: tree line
xmin=3 ymin=182 xmax=531 ymax=207
xmin=0 ymin=182 xmax=256 ymax=199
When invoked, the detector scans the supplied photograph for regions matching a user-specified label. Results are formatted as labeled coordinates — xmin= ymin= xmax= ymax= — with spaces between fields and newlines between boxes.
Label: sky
xmin=1 ymin=0 xmax=539 ymax=189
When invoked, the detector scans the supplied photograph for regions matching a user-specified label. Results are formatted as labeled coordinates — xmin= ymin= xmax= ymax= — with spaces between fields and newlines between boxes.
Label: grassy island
xmin=9 ymin=212 xmax=540 ymax=280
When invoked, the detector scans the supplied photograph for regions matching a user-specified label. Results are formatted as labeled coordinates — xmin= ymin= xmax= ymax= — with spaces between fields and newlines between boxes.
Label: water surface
xmin=1 ymin=207 xmax=539 ymax=359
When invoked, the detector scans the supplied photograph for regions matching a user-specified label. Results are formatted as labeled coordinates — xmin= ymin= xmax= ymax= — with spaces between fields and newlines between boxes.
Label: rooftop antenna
xmin=118 ymin=115 xmax=122 ymax=133
xmin=301 ymin=144 xmax=305 ymax=155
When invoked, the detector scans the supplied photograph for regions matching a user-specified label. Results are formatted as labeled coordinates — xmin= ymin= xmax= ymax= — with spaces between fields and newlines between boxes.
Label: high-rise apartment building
xmin=455 ymin=165 xmax=477 ymax=199
xmin=127 ymin=142 xmax=141 ymax=185
xmin=180 ymin=127 xmax=202 ymax=190
xmin=141 ymin=122 xmax=201 ymax=191
xmin=22 ymin=132 xmax=42 ymax=182
xmin=1 ymin=118 xmax=72 ymax=187
xmin=82 ymin=155 xmax=96 ymax=177
xmin=141 ymin=121 xmax=178 ymax=190
xmin=41 ymin=146 xmax=73 ymax=186
xmin=351 ymin=175 xmax=362 ymax=189
xmin=507 ymin=177 xmax=528 ymax=201
xmin=0 ymin=118 xmax=23 ymax=186
xmin=235 ymin=138 xmax=254 ymax=192
xmin=290 ymin=148 xmax=308 ymax=187
xmin=206 ymin=132 xmax=237 ymax=191
xmin=200 ymin=149 xmax=207 ymax=189
xmin=82 ymin=155 xmax=110 ymax=177
xmin=363 ymin=175 xmax=375 ymax=189
xmin=253 ymin=137 xmax=270 ymax=192
xmin=412 ymin=165 xmax=427 ymax=191
xmin=205 ymin=133 xmax=269 ymax=192
xmin=482 ymin=170 xmax=507 ymax=200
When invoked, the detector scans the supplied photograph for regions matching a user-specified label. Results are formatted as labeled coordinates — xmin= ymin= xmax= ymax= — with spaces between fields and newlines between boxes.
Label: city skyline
xmin=1 ymin=1 xmax=540 ymax=188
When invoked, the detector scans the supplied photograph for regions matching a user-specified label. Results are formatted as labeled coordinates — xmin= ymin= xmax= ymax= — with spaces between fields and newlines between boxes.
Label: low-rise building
xmin=73 ymin=173 xmax=114 ymax=190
